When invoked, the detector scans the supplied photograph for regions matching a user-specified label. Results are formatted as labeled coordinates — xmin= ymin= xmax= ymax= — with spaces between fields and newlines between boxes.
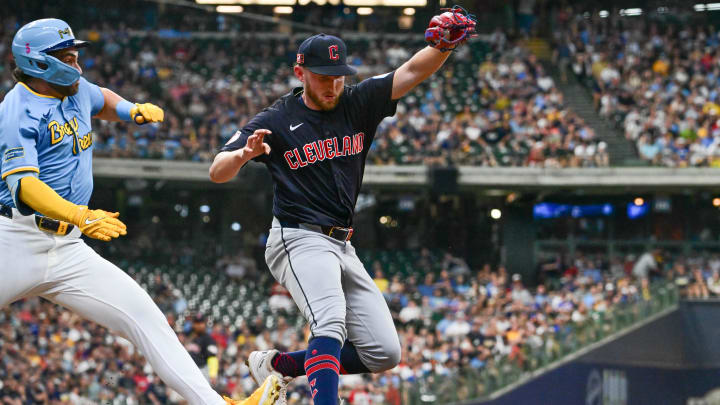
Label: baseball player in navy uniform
xmin=210 ymin=8 xmax=476 ymax=405
xmin=0 ymin=18 xmax=282 ymax=405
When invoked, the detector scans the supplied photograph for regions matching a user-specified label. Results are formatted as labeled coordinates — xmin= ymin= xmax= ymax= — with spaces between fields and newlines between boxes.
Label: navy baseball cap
xmin=296 ymin=34 xmax=357 ymax=76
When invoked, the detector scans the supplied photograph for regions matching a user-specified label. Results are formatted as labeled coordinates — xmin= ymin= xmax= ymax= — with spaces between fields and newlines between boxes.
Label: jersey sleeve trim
xmin=19 ymin=82 xmax=61 ymax=99
xmin=1 ymin=166 xmax=40 ymax=180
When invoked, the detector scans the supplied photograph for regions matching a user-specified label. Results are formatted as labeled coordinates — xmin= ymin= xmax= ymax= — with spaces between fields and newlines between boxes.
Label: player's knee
xmin=372 ymin=338 xmax=402 ymax=372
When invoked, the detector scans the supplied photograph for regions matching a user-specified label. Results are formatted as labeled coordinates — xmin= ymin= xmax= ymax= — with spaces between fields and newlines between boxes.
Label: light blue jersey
xmin=0 ymin=77 xmax=104 ymax=210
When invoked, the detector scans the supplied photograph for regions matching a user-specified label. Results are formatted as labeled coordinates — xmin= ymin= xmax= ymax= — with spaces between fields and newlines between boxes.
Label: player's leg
xmin=0 ymin=215 xmax=53 ymax=308
xmin=39 ymin=238 xmax=226 ymax=405
xmin=264 ymin=226 xmax=347 ymax=405
xmin=340 ymin=243 xmax=401 ymax=373
xmin=267 ymin=340 xmax=369 ymax=378
xmin=255 ymin=229 xmax=382 ymax=378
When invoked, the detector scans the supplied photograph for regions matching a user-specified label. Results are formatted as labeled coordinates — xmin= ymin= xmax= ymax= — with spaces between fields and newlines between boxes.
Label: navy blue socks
xmin=304 ymin=336 xmax=341 ymax=405
xmin=271 ymin=340 xmax=371 ymax=377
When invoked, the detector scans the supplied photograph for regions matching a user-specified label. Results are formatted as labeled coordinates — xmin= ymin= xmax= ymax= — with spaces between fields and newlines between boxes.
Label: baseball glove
xmin=425 ymin=5 xmax=477 ymax=52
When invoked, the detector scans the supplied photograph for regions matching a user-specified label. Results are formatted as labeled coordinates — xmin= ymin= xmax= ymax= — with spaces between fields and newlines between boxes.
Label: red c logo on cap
xmin=297 ymin=54 xmax=304 ymax=64
xmin=328 ymin=45 xmax=339 ymax=61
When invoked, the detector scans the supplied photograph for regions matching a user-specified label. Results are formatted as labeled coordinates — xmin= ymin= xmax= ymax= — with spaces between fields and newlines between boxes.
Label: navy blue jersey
xmin=221 ymin=71 xmax=397 ymax=227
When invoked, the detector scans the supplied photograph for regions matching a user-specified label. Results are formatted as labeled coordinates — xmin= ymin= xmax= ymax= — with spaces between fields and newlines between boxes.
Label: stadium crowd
xmin=560 ymin=10 xmax=720 ymax=167
xmin=0 ymin=12 xmax=608 ymax=168
xmin=0 ymin=241 xmax=690 ymax=404
xmin=373 ymin=47 xmax=607 ymax=167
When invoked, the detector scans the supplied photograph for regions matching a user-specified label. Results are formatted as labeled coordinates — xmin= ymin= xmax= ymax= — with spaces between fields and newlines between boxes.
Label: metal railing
xmin=402 ymin=282 xmax=679 ymax=404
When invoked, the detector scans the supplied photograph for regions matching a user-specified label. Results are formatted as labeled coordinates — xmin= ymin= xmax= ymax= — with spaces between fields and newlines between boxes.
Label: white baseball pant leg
xmin=265 ymin=218 xmax=401 ymax=372
xmin=0 ymin=210 xmax=225 ymax=405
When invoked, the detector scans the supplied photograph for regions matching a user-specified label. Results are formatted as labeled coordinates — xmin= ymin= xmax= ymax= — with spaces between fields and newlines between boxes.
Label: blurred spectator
xmin=184 ymin=313 xmax=218 ymax=381
xmin=218 ymin=253 xmax=258 ymax=280
xmin=633 ymin=249 xmax=659 ymax=280
xmin=708 ymin=271 xmax=720 ymax=296
xmin=268 ymin=282 xmax=295 ymax=313
xmin=373 ymin=265 xmax=389 ymax=294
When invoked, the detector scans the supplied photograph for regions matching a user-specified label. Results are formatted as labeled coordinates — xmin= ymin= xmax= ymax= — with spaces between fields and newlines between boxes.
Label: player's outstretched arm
xmin=391 ymin=6 xmax=476 ymax=100
xmin=16 ymin=176 xmax=127 ymax=241
xmin=392 ymin=47 xmax=451 ymax=100
xmin=209 ymin=129 xmax=271 ymax=183
xmin=94 ymin=87 xmax=164 ymax=125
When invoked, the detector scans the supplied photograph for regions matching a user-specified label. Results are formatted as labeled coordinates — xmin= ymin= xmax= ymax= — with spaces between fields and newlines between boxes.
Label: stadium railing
xmin=94 ymin=158 xmax=720 ymax=188
xmin=402 ymin=282 xmax=679 ymax=405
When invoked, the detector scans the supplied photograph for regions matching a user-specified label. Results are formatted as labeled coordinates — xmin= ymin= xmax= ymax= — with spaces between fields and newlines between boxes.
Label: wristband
xmin=116 ymin=100 xmax=135 ymax=122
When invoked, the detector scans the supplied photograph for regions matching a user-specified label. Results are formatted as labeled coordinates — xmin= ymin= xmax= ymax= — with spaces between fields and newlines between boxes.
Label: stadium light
xmin=216 ymin=5 xmax=244 ymax=12
xmin=490 ymin=209 xmax=502 ymax=220
xmin=231 ymin=222 xmax=242 ymax=231
xmin=344 ymin=0 xmax=378 ymax=5
xmin=403 ymin=7 xmax=415 ymax=15
xmin=199 ymin=204 xmax=211 ymax=213
xmin=708 ymin=3 xmax=720 ymax=10
xmin=382 ymin=0 xmax=427 ymax=5
xmin=713 ymin=198 xmax=720 ymax=207
xmin=695 ymin=3 xmax=707 ymax=11
xmin=619 ymin=8 xmax=643 ymax=16
xmin=357 ymin=7 xmax=374 ymax=15
xmin=343 ymin=0 xmax=426 ymax=6
xmin=274 ymin=6 xmax=293 ymax=13
xmin=197 ymin=0 xmax=240 ymax=4
xmin=255 ymin=0 xmax=294 ymax=4
xmin=599 ymin=10 xmax=609 ymax=18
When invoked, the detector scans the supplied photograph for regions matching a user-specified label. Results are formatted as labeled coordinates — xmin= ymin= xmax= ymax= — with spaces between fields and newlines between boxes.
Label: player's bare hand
xmin=72 ymin=207 xmax=128 ymax=242
xmin=243 ymin=129 xmax=272 ymax=158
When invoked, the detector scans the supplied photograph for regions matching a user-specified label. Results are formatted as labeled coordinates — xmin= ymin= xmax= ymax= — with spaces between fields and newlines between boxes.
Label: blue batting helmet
xmin=11 ymin=18 xmax=89 ymax=86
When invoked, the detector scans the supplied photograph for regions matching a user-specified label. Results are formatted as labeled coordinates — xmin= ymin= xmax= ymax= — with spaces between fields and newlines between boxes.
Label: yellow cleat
xmin=224 ymin=374 xmax=283 ymax=405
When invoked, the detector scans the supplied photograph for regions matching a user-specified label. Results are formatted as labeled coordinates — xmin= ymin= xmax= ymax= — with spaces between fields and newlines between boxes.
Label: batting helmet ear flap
xmin=11 ymin=18 xmax=89 ymax=86
xmin=28 ymin=60 xmax=49 ymax=70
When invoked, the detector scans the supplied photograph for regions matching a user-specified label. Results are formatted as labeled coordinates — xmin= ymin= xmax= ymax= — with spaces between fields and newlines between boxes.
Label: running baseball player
xmin=209 ymin=7 xmax=476 ymax=405
xmin=0 ymin=18 xmax=281 ymax=405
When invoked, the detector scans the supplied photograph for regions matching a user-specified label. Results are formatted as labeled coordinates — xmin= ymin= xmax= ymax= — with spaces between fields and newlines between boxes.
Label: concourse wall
xmin=471 ymin=301 xmax=720 ymax=405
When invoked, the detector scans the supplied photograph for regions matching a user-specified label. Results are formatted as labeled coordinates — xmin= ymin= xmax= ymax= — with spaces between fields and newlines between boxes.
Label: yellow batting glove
xmin=130 ymin=103 xmax=164 ymax=125
xmin=71 ymin=207 xmax=128 ymax=242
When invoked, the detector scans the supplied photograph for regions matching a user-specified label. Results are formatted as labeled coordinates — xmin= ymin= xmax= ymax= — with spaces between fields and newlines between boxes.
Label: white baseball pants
xmin=0 ymin=209 xmax=225 ymax=405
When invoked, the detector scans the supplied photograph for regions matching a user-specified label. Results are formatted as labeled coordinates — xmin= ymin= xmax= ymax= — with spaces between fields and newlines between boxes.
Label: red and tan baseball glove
xmin=425 ymin=5 xmax=477 ymax=52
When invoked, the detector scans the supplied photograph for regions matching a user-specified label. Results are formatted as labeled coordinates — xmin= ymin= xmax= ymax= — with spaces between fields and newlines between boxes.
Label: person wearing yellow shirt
xmin=373 ymin=266 xmax=390 ymax=294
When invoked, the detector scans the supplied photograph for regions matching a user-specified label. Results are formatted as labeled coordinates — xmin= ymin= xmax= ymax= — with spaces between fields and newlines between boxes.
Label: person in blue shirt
xmin=0 ymin=18 xmax=281 ymax=405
